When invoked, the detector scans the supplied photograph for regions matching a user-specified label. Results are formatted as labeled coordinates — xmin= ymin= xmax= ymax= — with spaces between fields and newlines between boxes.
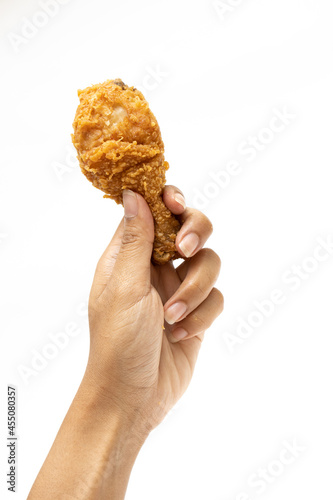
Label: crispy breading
xmin=72 ymin=79 xmax=181 ymax=264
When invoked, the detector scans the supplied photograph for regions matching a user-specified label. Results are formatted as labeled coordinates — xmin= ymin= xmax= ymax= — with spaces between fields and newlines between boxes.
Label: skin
xmin=28 ymin=185 xmax=224 ymax=500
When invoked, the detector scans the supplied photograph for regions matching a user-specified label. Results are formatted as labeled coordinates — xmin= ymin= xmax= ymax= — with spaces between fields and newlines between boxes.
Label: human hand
xmin=28 ymin=186 xmax=224 ymax=500
xmin=85 ymin=186 xmax=224 ymax=435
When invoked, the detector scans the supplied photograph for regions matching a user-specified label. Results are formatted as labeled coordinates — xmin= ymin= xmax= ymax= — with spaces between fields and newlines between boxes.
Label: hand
xmin=85 ymin=186 xmax=224 ymax=434
xmin=28 ymin=186 xmax=224 ymax=500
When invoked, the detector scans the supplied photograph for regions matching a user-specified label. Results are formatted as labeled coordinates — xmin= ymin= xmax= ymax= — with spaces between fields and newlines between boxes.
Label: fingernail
xmin=164 ymin=301 xmax=187 ymax=325
xmin=174 ymin=193 xmax=186 ymax=210
xmin=123 ymin=190 xmax=138 ymax=219
xmin=179 ymin=233 xmax=200 ymax=258
xmin=170 ymin=327 xmax=188 ymax=343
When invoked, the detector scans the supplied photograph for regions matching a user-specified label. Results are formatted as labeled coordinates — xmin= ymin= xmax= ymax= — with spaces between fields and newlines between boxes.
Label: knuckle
xmin=200 ymin=248 xmax=221 ymax=270
xmin=211 ymin=287 xmax=224 ymax=312
xmin=197 ymin=211 xmax=213 ymax=233
xmin=122 ymin=229 xmax=140 ymax=246
xmin=190 ymin=312 xmax=206 ymax=330
xmin=187 ymin=279 xmax=206 ymax=297
xmin=205 ymin=217 xmax=213 ymax=234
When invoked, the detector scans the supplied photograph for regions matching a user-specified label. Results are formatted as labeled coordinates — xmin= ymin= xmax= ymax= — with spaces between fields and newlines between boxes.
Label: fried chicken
xmin=72 ymin=79 xmax=181 ymax=265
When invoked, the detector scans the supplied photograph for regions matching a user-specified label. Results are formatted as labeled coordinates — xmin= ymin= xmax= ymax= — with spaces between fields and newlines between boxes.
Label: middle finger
xmin=163 ymin=248 xmax=221 ymax=325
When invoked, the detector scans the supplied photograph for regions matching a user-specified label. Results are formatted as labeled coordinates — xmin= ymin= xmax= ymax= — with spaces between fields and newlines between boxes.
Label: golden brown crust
xmin=72 ymin=79 xmax=181 ymax=264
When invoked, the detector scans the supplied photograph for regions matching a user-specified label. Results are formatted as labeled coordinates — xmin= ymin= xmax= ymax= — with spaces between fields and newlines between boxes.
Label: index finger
xmin=162 ymin=185 xmax=213 ymax=259
xmin=162 ymin=185 xmax=187 ymax=215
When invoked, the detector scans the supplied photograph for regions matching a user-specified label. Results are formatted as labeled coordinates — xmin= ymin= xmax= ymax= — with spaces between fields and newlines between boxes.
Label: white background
xmin=1 ymin=0 xmax=333 ymax=498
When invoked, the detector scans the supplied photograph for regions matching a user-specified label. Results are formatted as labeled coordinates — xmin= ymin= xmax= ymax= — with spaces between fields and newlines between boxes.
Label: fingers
xmin=163 ymin=248 xmax=221 ymax=325
xmin=167 ymin=288 xmax=224 ymax=343
xmin=162 ymin=185 xmax=186 ymax=215
xmin=176 ymin=208 xmax=213 ymax=258
xmin=162 ymin=185 xmax=213 ymax=259
xmin=162 ymin=187 xmax=222 ymax=344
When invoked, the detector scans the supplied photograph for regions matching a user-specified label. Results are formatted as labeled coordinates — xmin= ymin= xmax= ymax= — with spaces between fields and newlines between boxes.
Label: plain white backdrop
xmin=1 ymin=0 xmax=333 ymax=498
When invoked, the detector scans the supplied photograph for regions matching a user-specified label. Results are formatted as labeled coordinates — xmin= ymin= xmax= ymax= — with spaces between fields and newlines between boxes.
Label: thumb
xmin=112 ymin=189 xmax=154 ymax=294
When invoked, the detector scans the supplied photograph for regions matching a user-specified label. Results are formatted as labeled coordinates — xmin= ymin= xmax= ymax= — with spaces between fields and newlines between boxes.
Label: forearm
xmin=28 ymin=374 xmax=147 ymax=500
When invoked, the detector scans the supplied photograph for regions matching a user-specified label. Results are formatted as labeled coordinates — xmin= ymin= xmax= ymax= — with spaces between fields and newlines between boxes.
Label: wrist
xmin=80 ymin=368 xmax=151 ymax=444
xmin=66 ymin=374 xmax=149 ymax=499
xmin=29 ymin=370 xmax=149 ymax=500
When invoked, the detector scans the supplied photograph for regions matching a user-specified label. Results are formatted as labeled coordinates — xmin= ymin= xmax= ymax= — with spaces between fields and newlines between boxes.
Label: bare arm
xmin=28 ymin=375 xmax=146 ymax=499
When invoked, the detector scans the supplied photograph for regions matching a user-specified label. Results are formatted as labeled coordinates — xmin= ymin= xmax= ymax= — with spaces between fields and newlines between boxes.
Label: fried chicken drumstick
xmin=72 ymin=79 xmax=181 ymax=265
